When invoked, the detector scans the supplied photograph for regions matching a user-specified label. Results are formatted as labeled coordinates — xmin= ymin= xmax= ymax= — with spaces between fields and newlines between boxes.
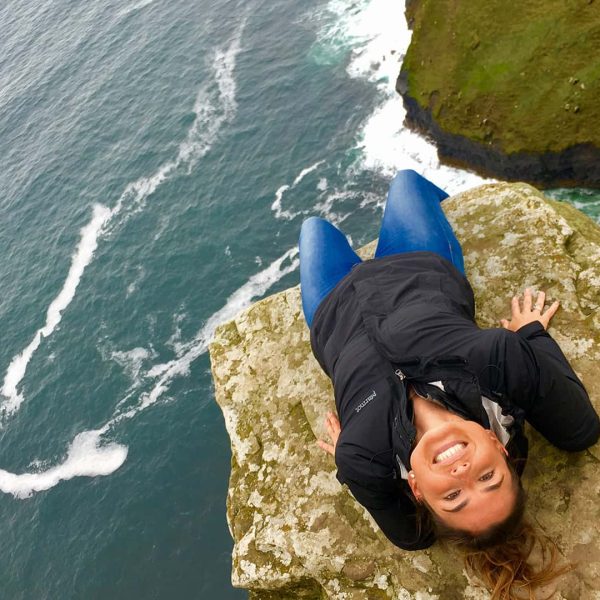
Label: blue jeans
xmin=299 ymin=169 xmax=464 ymax=327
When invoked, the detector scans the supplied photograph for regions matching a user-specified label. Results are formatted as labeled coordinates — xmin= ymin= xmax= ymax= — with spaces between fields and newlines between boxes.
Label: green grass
xmin=403 ymin=0 xmax=600 ymax=153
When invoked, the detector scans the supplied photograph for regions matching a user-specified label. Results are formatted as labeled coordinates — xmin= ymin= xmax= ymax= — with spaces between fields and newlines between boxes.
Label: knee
xmin=391 ymin=169 xmax=448 ymax=203
xmin=301 ymin=216 xmax=324 ymax=231
xmin=300 ymin=216 xmax=325 ymax=240
xmin=393 ymin=169 xmax=421 ymax=185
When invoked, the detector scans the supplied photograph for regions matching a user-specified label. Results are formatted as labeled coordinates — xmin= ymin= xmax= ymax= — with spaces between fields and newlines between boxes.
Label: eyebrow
xmin=442 ymin=475 xmax=505 ymax=513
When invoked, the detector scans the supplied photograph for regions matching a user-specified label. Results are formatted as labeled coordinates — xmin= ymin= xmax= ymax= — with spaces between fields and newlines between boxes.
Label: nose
xmin=451 ymin=461 xmax=470 ymax=476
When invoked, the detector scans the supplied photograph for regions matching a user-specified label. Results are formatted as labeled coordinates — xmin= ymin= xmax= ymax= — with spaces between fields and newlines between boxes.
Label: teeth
xmin=434 ymin=443 xmax=465 ymax=463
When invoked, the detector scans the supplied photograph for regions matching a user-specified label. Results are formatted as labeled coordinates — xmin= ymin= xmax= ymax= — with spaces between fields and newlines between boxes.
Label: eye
xmin=443 ymin=490 xmax=461 ymax=501
xmin=479 ymin=470 xmax=494 ymax=482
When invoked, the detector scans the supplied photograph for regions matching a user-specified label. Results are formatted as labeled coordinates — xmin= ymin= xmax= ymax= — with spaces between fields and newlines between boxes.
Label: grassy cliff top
xmin=403 ymin=0 xmax=600 ymax=154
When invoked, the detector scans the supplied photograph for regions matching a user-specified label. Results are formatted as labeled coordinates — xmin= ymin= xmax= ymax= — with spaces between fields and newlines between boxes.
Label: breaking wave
xmin=310 ymin=0 xmax=493 ymax=195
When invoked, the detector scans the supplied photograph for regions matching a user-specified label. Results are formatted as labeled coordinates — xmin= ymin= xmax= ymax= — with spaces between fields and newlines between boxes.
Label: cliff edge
xmin=398 ymin=0 xmax=600 ymax=188
xmin=209 ymin=183 xmax=600 ymax=599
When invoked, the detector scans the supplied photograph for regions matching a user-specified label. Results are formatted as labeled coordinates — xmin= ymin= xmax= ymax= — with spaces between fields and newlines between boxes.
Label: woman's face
xmin=407 ymin=420 xmax=516 ymax=533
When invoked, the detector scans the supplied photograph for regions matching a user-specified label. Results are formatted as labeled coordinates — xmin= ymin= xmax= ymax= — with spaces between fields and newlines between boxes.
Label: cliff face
xmin=209 ymin=183 xmax=600 ymax=599
xmin=398 ymin=0 xmax=600 ymax=188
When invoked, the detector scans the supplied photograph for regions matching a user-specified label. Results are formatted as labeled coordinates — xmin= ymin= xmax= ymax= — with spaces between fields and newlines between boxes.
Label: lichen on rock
xmin=209 ymin=183 xmax=600 ymax=599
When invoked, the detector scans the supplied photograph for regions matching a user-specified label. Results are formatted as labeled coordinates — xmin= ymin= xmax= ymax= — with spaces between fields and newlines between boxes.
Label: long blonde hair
xmin=415 ymin=473 xmax=573 ymax=599
xmin=459 ymin=521 xmax=573 ymax=600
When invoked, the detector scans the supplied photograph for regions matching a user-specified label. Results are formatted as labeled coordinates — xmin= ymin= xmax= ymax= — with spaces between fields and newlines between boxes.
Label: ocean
xmin=0 ymin=0 xmax=598 ymax=598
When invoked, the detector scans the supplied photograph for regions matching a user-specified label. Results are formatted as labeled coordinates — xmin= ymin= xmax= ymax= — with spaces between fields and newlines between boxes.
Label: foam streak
xmin=0 ymin=429 xmax=127 ymax=499
xmin=113 ymin=247 xmax=299 ymax=423
xmin=106 ymin=20 xmax=245 ymax=230
xmin=271 ymin=161 xmax=324 ymax=220
xmin=0 ymin=20 xmax=247 ymax=425
xmin=1 ymin=204 xmax=111 ymax=418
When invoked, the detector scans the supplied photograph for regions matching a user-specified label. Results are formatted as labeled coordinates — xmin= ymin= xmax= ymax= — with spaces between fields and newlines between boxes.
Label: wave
xmin=0 ymin=244 xmax=298 ymax=499
xmin=0 ymin=204 xmax=111 ymax=420
xmin=311 ymin=0 xmax=493 ymax=196
xmin=0 ymin=21 xmax=248 ymax=495
xmin=0 ymin=429 xmax=127 ymax=499
xmin=271 ymin=160 xmax=324 ymax=220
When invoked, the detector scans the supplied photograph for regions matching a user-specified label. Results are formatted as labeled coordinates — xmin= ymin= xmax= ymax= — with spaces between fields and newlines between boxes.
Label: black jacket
xmin=310 ymin=252 xmax=599 ymax=550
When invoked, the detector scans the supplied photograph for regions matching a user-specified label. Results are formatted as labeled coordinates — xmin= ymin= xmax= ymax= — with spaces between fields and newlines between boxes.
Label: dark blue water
xmin=0 ymin=0 xmax=598 ymax=597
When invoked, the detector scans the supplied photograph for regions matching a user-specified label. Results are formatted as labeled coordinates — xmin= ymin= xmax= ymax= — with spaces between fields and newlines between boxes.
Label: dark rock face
xmin=397 ymin=70 xmax=600 ymax=189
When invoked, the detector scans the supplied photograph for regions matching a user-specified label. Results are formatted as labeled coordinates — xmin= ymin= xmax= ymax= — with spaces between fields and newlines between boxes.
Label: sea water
xmin=0 ymin=0 xmax=598 ymax=598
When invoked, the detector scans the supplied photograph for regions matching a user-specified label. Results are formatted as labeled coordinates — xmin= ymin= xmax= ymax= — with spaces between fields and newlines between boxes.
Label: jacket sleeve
xmin=339 ymin=475 xmax=435 ymax=551
xmin=494 ymin=323 xmax=599 ymax=451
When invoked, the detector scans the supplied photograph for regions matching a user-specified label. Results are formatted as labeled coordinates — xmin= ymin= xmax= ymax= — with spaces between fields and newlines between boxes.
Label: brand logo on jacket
xmin=355 ymin=390 xmax=377 ymax=413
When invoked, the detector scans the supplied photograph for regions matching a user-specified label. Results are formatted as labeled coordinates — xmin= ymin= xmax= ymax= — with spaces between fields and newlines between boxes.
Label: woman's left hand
xmin=500 ymin=288 xmax=559 ymax=332
xmin=317 ymin=412 xmax=341 ymax=456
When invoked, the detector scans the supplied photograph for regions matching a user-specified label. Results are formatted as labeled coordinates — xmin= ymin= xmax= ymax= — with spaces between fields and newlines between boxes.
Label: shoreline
xmin=396 ymin=69 xmax=600 ymax=189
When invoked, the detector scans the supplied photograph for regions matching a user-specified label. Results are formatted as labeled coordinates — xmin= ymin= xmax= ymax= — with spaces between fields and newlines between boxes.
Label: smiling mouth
xmin=433 ymin=442 xmax=467 ymax=464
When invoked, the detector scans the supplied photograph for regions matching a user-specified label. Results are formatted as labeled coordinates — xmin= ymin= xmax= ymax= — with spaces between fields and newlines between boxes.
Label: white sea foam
xmin=271 ymin=184 xmax=292 ymax=219
xmin=111 ymin=247 xmax=299 ymax=424
xmin=312 ymin=0 xmax=494 ymax=196
xmin=106 ymin=19 xmax=245 ymax=231
xmin=271 ymin=161 xmax=324 ymax=220
xmin=111 ymin=347 xmax=157 ymax=384
xmin=312 ymin=189 xmax=354 ymax=225
xmin=0 ymin=429 xmax=127 ymax=499
xmin=293 ymin=162 xmax=323 ymax=186
xmin=165 ymin=311 xmax=187 ymax=355
xmin=0 ymin=21 xmax=246 ymax=427
xmin=1 ymin=204 xmax=111 ymax=419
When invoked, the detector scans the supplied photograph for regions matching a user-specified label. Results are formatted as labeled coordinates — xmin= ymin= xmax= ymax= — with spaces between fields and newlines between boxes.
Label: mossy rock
xmin=209 ymin=183 xmax=600 ymax=598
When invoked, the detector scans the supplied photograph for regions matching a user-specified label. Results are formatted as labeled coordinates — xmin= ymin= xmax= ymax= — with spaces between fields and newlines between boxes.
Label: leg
xmin=374 ymin=169 xmax=464 ymax=273
xmin=299 ymin=217 xmax=361 ymax=327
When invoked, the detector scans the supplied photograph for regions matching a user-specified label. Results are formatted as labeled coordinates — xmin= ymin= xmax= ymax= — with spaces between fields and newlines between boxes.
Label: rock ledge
xmin=210 ymin=183 xmax=600 ymax=599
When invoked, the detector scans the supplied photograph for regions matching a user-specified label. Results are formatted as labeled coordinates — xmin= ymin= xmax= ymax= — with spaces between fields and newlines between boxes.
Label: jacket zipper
xmin=394 ymin=368 xmax=416 ymax=447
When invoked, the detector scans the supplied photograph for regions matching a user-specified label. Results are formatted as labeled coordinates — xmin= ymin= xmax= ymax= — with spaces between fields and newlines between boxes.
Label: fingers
xmin=523 ymin=287 xmax=533 ymax=312
xmin=511 ymin=295 xmax=520 ymax=319
xmin=533 ymin=290 xmax=545 ymax=312
xmin=540 ymin=300 xmax=560 ymax=329
xmin=507 ymin=289 xmax=559 ymax=331
xmin=325 ymin=412 xmax=341 ymax=436
xmin=317 ymin=412 xmax=341 ymax=457
xmin=317 ymin=440 xmax=335 ymax=455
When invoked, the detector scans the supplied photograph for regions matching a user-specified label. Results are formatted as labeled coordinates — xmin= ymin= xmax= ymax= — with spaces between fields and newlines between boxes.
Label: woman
xmin=299 ymin=170 xmax=600 ymax=599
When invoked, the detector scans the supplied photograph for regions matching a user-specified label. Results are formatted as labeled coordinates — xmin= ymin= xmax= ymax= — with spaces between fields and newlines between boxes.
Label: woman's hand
xmin=500 ymin=288 xmax=559 ymax=332
xmin=317 ymin=412 xmax=341 ymax=456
